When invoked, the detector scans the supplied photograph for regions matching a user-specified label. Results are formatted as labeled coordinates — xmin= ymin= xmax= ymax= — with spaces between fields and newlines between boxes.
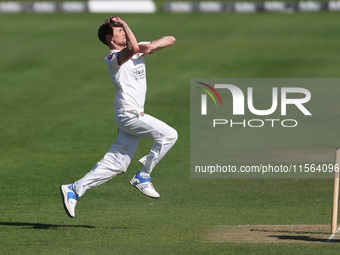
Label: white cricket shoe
xmin=130 ymin=172 xmax=160 ymax=198
xmin=60 ymin=184 xmax=78 ymax=218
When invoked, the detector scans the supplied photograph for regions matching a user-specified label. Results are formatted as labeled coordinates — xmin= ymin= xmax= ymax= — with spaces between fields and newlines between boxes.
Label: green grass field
xmin=1 ymin=12 xmax=340 ymax=254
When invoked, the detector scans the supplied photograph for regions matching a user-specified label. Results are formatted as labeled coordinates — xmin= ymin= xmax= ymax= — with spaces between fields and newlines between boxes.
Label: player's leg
xmin=60 ymin=129 xmax=140 ymax=217
xmin=118 ymin=113 xmax=177 ymax=198
xmin=73 ymin=129 xmax=140 ymax=196
xmin=137 ymin=114 xmax=178 ymax=175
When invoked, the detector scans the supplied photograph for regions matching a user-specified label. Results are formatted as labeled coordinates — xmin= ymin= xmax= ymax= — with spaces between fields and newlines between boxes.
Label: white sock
xmin=139 ymin=167 xmax=150 ymax=178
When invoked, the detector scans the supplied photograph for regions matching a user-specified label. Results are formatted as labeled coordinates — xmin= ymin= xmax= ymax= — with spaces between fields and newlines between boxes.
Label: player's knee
xmin=167 ymin=128 xmax=178 ymax=144
xmin=119 ymin=157 xmax=131 ymax=173
xmin=104 ymin=155 xmax=131 ymax=174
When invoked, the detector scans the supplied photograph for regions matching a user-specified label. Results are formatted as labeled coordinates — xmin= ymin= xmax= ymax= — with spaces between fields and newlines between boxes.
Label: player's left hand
xmin=138 ymin=44 xmax=153 ymax=56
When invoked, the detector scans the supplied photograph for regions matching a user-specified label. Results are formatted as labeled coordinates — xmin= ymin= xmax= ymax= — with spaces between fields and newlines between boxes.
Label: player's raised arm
xmin=138 ymin=36 xmax=176 ymax=56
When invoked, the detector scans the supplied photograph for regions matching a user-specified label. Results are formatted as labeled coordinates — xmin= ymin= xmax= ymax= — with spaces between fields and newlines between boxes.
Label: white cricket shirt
xmin=104 ymin=42 xmax=150 ymax=111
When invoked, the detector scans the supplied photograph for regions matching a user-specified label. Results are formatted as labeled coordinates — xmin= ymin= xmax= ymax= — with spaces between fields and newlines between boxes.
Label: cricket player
xmin=60 ymin=17 xmax=177 ymax=218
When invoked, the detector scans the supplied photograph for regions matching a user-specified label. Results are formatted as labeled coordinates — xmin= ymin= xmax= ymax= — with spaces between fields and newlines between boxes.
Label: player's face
xmin=112 ymin=27 xmax=126 ymax=46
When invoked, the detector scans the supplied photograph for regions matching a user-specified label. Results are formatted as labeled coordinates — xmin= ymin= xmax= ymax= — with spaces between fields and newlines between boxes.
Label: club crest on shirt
xmin=134 ymin=53 xmax=144 ymax=59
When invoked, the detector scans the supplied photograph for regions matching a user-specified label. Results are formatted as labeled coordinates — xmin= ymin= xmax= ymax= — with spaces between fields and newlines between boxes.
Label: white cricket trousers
xmin=73 ymin=110 xmax=178 ymax=197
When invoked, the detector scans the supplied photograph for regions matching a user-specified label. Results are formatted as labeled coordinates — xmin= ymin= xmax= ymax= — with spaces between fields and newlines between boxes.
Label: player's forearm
xmin=150 ymin=36 xmax=176 ymax=53
xmin=122 ymin=22 xmax=139 ymax=53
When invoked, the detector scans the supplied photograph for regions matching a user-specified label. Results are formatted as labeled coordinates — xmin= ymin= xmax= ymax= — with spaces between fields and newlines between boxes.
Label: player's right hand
xmin=109 ymin=17 xmax=125 ymax=27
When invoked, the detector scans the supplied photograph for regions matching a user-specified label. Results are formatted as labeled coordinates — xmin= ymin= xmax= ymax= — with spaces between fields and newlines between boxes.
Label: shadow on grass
xmin=270 ymin=235 xmax=340 ymax=243
xmin=250 ymin=228 xmax=340 ymax=243
xmin=250 ymin=228 xmax=325 ymax=235
xmin=0 ymin=222 xmax=127 ymax=230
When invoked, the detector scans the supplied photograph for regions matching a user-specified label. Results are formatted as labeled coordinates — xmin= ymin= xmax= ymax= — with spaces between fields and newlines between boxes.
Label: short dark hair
xmin=98 ymin=23 xmax=113 ymax=45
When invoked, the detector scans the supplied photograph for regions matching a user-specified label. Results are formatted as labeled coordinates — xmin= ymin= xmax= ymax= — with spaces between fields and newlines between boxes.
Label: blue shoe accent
xmin=135 ymin=171 xmax=151 ymax=183
xmin=67 ymin=184 xmax=77 ymax=201
xmin=67 ymin=191 xmax=78 ymax=201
